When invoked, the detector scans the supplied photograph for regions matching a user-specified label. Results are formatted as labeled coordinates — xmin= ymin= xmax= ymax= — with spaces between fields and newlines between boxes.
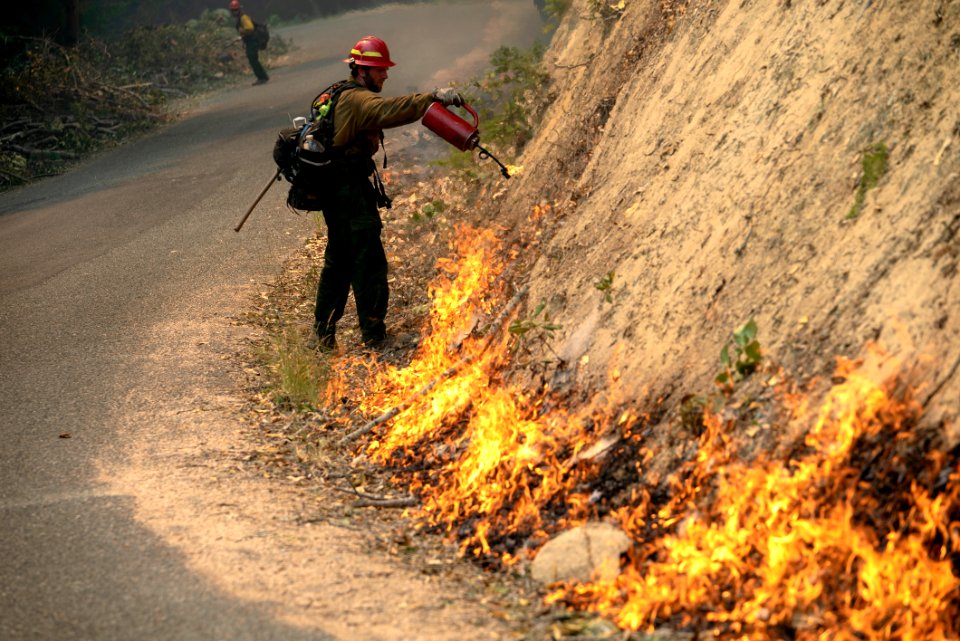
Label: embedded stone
xmin=530 ymin=522 xmax=631 ymax=585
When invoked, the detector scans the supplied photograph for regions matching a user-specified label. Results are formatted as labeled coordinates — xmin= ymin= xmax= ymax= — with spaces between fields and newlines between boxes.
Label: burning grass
xmin=319 ymin=220 xmax=959 ymax=639
xmin=240 ymin=192 xmax=957 ymax=638
xmin=556 ymin=362 xmax=960 ymax=639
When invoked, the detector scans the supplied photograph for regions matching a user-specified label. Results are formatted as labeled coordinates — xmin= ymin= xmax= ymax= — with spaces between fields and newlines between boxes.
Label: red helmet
xmin=344 ymin=36 xmax=396 ymax=68
xmin=228 ymin=0 xmax=240 ymax=11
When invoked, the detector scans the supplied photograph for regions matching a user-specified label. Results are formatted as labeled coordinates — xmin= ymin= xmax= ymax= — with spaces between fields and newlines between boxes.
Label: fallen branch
xmin=553 ymin=53 xmax=596 ymax=70
xmin=353 ymin=496 xmax=419 ymax=509
xmin=0 ymin=118 xmax=32 ymax=134
xmin=0 ymin=167 xmax=28 ymax=183
xmin=333 ymin=485 xmax=418 ymax=509
xmin=338 ymin=284 xmax=530 ymax=445
xmin=5 ymin=144 xmax=80 ymax=159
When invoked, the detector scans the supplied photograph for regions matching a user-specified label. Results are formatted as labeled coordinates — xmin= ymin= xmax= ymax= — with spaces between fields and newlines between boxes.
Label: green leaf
xmin=734 ymin=319 xmax=757 ymax=345
xmin=508 ymin=320 xmax=529 ymax=335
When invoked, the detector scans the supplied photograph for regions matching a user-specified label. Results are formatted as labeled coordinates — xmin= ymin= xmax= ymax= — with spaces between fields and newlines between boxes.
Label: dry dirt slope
xmin=498 ymin=0 xmax=959 ymax=435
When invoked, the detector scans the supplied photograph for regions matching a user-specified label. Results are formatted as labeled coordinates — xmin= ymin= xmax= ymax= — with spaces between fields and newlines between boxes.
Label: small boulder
xmin=530 ymin=522 xmax=631 ymax=585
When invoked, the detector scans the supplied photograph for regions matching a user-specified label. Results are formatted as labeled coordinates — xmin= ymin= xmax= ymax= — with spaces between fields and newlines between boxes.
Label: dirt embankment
xmin=498 ymin=0 xmax=959 ymax=436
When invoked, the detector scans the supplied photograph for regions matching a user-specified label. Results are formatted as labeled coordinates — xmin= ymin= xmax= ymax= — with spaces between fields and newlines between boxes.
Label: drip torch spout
xmin=476 ymin=144 xmax=511 ymax=180
xmin=421 ymin=103 xmax=512 ymax=180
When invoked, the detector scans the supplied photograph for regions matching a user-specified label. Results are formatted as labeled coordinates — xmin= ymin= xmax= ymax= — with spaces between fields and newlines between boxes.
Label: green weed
xmin=543 ymin=0 xmax=573 ymax=26
xmin=594 ymin=271 xmax=615 ymax=303
xmin=847 ymin=142 xmax=889 ymax=219
xmin=432 ymin=144 xmax=482 ymax=184
xmin=715 ymin=319 xmax=762 ymax=390
xmin=509 ymin=301 xmax=562 ymax=353
xmin=411 ymin=199 xmax=446 ymax=222
xmin=477 ymin=44 xmax=550 ymax=150
xmin=269 ymin=328 xmax=329 ymax=411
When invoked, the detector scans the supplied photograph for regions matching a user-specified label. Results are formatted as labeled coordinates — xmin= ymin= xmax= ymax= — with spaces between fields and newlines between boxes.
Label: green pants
xmin=313 ymin=173 xmax=387 ymax=344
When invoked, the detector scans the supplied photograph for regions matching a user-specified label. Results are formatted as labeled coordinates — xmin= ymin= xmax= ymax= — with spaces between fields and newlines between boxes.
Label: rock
xmin=530 ymin=522 xmax=631 ymax=585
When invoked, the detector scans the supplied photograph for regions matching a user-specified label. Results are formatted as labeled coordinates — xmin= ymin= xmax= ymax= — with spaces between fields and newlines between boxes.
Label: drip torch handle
xmin=463 ymin=103 xmax=479 ymax=128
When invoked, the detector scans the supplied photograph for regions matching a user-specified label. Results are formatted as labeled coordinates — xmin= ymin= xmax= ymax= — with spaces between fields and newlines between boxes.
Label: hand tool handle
xmin=234 ymin=169 xmax=281 ymax=232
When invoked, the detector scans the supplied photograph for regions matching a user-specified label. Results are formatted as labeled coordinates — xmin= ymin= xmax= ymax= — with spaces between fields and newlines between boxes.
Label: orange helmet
xmin=228 ymin=0 xmax=240 ymax=10
xmin=344 ymin=36 xmax=396 ymax=68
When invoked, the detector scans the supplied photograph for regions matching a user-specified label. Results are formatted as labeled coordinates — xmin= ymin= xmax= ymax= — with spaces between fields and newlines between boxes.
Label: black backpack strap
xmin=380 ymin=130 xmax=387 ymax=170
xmin=309 ymin=81 xmax=355 ymax=121
xmin=372 ymin=164 xmax=392 ymax=210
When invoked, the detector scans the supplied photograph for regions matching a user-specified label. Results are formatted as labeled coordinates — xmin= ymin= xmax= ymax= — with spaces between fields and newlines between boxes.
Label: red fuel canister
xmin=422 ymin=102 xmax=480 ymax=151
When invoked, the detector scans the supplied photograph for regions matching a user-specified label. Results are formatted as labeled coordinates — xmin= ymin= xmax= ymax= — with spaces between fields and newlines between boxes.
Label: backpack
xmin=253 ymin=22 xmax=269 ymax=50
xmin=272 ymin=82 xmax=353 ymax=210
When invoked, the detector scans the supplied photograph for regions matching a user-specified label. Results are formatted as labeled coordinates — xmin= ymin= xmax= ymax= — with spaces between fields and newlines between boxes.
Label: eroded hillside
xmin=498 ymin=0 xmax=959 ymax=436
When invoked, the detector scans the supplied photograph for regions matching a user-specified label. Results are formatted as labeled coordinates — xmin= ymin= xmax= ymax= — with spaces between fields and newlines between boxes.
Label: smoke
xmin=427 ymin=0 xmax=546 ymax=88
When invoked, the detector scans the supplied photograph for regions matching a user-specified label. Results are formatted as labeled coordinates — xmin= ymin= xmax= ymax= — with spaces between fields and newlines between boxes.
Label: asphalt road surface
xmin=0 ymin=3 xmax=542 ymax=639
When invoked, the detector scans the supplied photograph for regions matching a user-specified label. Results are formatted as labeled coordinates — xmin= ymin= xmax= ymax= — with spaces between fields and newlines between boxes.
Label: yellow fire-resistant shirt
xmin=236 ymin=13 xmax=255 ymax=36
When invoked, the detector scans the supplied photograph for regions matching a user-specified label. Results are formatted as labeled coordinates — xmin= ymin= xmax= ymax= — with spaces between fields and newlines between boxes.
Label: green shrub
xmin=0 ymin=9 xmax=291 ymax=191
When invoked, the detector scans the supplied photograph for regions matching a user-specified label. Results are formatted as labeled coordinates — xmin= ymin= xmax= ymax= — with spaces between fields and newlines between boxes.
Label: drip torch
xmin=421 ymin=103 xmax=512 ymax=179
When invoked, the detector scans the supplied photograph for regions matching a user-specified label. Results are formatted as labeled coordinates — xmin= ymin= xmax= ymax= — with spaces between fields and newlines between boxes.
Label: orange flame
xmin=555 ymin=367 xmax=959 ymax=639
xmin=328 ymin=223 xmax=614 ymax=557
xmin=419 ymin=388 xmax=599 ymax=557
xmin=364 ymin=224 xmax=506 ymax=457
xmin=327 ymin=223 xmax=959 ymax=636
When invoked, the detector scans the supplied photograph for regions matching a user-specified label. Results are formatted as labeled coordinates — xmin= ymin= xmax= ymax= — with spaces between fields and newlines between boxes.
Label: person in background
xmin=229 ymin=0 xmax=269 ymax=85
xmin=311 ymin=36 xmax=463 ymax=350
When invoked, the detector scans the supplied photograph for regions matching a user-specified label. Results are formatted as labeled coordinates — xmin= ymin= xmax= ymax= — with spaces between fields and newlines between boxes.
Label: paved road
xmin=0 ymin=3 xmax=541 ymax=639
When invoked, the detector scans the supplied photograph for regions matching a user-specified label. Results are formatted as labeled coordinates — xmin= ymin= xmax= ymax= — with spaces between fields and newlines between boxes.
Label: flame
xmin=418 ymin=388 xmax=599 ymax=557
xmin=326 ymin=223 xmax=959 ymax=636
xmin=556 ymin=366 xmax=959 ymax=639
xmin=326 ymin=223 xmax=612 ymax=557
xmin=362 ymin=224 xmax=507 ymax=456
xmin=505 ymin=164 xmax=524 ymax=177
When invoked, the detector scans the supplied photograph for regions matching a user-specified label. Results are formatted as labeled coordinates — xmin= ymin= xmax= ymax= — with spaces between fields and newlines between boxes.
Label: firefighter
xmin=312 ymin=35 xmax=462 ymax=350
xmin=229 ymin=0 xmax=269 ymax=85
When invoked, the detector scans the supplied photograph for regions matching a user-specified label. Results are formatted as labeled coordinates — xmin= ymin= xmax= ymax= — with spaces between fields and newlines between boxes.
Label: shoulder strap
xmin=309 ymin=81 xmax=355 ymax=122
